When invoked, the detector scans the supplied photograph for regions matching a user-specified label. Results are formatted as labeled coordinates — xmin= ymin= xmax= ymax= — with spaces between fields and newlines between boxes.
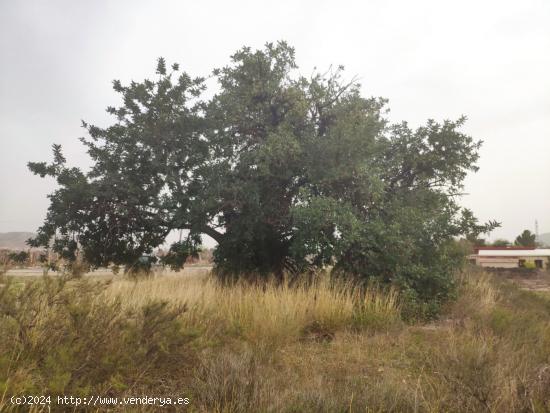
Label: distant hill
xmin=0 ymin=232 xmax=35 ymax=250
xmin=538 ymin=232 xmax=550 ymax=247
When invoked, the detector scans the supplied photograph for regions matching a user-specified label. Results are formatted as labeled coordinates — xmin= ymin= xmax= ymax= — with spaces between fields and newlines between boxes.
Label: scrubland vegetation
xmin=2 ymin=268 xmax=550 ymax=412
xmin=11 ymin=43 xmax=516 ymax=412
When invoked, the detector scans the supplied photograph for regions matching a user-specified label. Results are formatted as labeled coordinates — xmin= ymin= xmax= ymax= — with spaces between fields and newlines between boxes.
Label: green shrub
xmin=524 ymin=261 xmax=536 ymax=269
xmin=8 ymin=251 xmax=29 ymax=266
xmin=0 ymin=276 xmax=195 ymax=405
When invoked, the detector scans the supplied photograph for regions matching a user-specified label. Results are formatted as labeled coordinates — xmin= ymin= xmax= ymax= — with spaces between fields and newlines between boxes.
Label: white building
xmin=470 ymin=247 xmax=550 ymax=269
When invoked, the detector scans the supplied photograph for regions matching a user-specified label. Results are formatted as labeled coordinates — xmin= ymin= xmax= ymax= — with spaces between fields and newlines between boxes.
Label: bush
xmin=0 ymin=276 xmax=195 ymax=406
xmin=524 ymin=261 xmax=537 ymax=270
xmin=7 ymin=251 xmax=29 ymax=266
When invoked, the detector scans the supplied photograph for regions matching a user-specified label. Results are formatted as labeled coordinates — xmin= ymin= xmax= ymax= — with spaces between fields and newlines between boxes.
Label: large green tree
xmin=29 ymin=42 xmax=497 ymax=305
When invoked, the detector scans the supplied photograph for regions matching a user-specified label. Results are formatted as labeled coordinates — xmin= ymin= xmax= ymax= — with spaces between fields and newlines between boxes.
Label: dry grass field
xmin=2 ymin=269 xmax=550 ymax=412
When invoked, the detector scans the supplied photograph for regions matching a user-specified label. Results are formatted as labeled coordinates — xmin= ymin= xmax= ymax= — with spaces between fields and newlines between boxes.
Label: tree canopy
xmin=28 ymin=42 xmax=497 ymax=307
xmin=515 ymin=230 xmax=537 ymax=247
xmin=491 ymin=239 xmax=510 ymax=247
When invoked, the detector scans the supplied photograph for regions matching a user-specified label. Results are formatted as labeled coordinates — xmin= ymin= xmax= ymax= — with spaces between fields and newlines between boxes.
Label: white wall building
xmin=470 ymin=247 xmax=550 ymax=269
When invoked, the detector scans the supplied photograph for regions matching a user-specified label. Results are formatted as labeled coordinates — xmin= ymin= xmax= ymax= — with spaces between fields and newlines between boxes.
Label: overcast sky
xmin=0 ymin=0 xmax=549 ymax=245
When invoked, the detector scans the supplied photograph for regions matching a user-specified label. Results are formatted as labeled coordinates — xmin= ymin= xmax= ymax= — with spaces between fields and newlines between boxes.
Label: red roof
xmin=474 ymin=246 xmax=534 ymax=252
xmin=476 ymin=246 xmax=534 ymax=250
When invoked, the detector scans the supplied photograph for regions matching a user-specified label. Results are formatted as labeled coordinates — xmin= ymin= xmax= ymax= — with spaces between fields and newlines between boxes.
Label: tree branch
xmin=200 ymin=225 xmax=224 ymax=243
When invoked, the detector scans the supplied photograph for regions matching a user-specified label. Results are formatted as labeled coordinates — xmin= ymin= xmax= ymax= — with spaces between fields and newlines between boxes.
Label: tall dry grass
xmin=3 ymin=269 xmax=550 ymax=412
xmin=104 ymin=273 xmax=402 ymax=346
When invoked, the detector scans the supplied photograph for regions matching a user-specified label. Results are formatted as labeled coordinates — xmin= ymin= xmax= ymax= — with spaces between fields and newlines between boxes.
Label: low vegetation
xmin=1 ymin=268 xmax=550 ymax=412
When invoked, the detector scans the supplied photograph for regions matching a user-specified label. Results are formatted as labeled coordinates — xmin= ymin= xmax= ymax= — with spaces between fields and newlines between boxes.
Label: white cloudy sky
xmin=0 ymin=0 xmax=549 ymax=244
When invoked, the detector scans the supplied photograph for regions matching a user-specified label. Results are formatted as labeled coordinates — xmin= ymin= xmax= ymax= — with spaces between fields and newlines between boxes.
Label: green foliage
xmin=466 ymin=234 xmax=486 ymax=246
xmin=161 ymin=234 xmax=201 ymax=270
xmin=514 ymin=229 xmax=536 ymax=247
xmin=28 ymin=42 xmax=498 ymax=306
xmin=491 ymin=238 xmax=510 ymax=247
xmin=0 ymin=276 xmax=194 ymax=399
xmin=7 ymin=250 xmax=29 ymax=265
xmin=524 ymin=261 xmax=537 ymax=269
